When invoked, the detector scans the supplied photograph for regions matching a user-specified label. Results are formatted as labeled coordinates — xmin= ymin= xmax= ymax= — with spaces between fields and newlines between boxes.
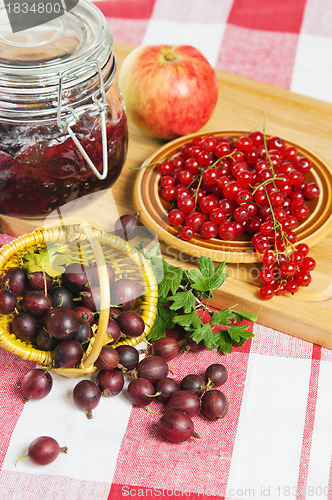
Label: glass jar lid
xmin=0 ymin=0 xmax=116 ymax=119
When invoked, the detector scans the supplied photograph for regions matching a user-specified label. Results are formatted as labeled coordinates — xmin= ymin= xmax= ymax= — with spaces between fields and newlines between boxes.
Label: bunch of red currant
xmin=157 ymin=131 xmax=318 ymax=299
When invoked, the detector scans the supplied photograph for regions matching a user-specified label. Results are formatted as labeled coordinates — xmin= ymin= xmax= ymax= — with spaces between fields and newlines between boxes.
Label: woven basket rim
xmin=0 ymin=223 xmax=158 ymax=377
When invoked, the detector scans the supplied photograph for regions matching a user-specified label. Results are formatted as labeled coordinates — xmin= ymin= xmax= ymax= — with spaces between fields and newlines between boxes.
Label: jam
xmin=0 ymin=0 xmax=128 ymax=218
xmin=0 ymin=110 xmax=127 ymax=217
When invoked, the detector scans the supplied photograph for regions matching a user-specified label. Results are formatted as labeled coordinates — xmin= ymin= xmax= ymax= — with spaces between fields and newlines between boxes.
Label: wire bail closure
xmin=57 ymin=61 xmax=109 ymax=181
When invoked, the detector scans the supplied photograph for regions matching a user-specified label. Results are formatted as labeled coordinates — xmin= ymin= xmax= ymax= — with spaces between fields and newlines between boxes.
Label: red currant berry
xmin=260 ymin=220 xmax=274 ymax=236
xmin=177 ymin=195 xmax=196 ymax=214
xmin=160 ymin=176 xmax=174 ymax=188
xmin=295 ymin=270 xmax=312 ymax=287
xmin=300 ymin=256 xmax=316 ymax=272
xmin=260 ymin=267 xmax=274 ymax=284
xmin=219 ymin=222 xmax=238 ymax=240
xmin=175 ymin=187 xmax=190 ymax=200
xmin=292 ymin=204 xmax=309 ymax=221
xmin=186 ymin=212 xmax=205 ymax=232
xmin=287 ymin=231 xmax=297 ymax=245
xmin=215 ymin=142 xmax=232 ymax=158
xmin=185 ymin=157 xmax=200 ymax=175
xmin=197 ymin=150 xmax=212 ymax=166
xmin=262 ymin=251 xmax=275 ymax=266
xmin=237 ymin=170 xmax=253 ymax=188
xmin=290 ymin=251 xmax=303 ymax=266
xmin=178 ymin=170 xmax=193 ymax=186
xmin=158 ymin=160 xmax=173 ymax=176
xmin=236 ymin=135 xmax=253 ymax=152
xmin=234 ymin=206 xmax=250 ymax=223
xmin=296 ymin=243 xmax=309 ymax=256
xmin=303 ymin=182 xmax=320 ymax=200
xmin=171 ymin=156 xmax=184 ymax=169
xmin=254 ymin=189 xmax=268 ymax=206
xmin=267 ymin=136 xmax=285 ymax=152
xmin=199 ymin=195 xmax=218 ymax=214
xmin=168 ymin=209 xmax=185 ymax=226
xmin=234 ymin=221 xmax=244 ymax=236
xmin=246 ymin=216 xmax=262 ymax=233
xmin=200 ymin=135 xmax=218 ymax=153
xmin=285 ymin=279 xmax=299 ymax=294
xmin=269 ymin=191 xmax=284 ymax=207
xmin=296 ymin=156 xmax=311 ymax=174
xmin=279 ymin=161 xmax=294 ymax=176
xmin=209 ymin=208 xmax=227 ymax=226
xmin=180 ymin=226 xmax=195 ymax=241
xmin=236 ymin=190 xmax=253 ymax=204
xmin=254 ymin=239 xmax=270 ymax=254
xmin=203 ymin=168 xmax=218 ymax=185
xmin=200 ymin=221 xmax=218 ymax=239
xmin=272 ymin=280 xmax=286 ymax=295
xmin=223 ymin=181 xmax=241 ymax=201
xmin=250 ymin=131 xmax=264 ymax=146
xmin=231 ymin=161 xmax=247 ymax=178
xmin=283 ymin=145 xmax=297 ymax=161
xmin=246 ymin=203 xmax=258 ymax=218
xmin=259 ymin=284 xmax=274 ymax=300
xmin=279 ymin=261 xmax=297 ymax=279
xmin=161 ymin=186 xmax=177 ymax=201
xmin=289 ymin=170 xmax=304 ymax=186
xmin=245 ymin=148 xmax=259 ymax=165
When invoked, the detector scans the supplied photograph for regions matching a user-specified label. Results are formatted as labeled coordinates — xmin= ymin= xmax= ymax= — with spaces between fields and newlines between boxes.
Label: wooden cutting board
xmin=2 ymin=40 xmax=332 ymax=349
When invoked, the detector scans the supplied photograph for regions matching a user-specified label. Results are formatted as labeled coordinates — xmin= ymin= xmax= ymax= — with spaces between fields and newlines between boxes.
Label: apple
xmin=117 ymin=45 xmax=218 ymax=140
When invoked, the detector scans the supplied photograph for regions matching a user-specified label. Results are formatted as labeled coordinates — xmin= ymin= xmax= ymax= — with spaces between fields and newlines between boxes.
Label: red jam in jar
xmin=0 ymin=1 xmax=128 ymax=218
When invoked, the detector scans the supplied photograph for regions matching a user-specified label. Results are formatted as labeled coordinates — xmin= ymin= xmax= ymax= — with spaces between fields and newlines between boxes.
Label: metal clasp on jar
xmin=57 ymin=61 xmax=110 ymax=180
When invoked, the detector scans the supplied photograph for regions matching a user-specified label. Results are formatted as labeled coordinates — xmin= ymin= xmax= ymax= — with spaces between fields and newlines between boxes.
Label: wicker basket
xmin=0 ymin=222 xmax=158 ymax=378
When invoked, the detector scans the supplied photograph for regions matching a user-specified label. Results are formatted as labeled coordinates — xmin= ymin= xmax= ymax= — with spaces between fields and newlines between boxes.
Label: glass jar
xmin=0 ymin=0 xmax=128 ymax=218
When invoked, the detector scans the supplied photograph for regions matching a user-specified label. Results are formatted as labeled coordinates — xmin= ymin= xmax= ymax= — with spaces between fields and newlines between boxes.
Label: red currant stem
xmin=194 ymin=169 xmax=204 ymax=205
xmin=263 ymin=185 xmax=281 ymax=253
xmin=210 ymin=150 xmax=237 ymax=168
xmin=242 ymin=200 xmax=270 ymax=217
xmin=262 ymin=120 xmax=277 ymax=189
xmin=130 ymin=157 xmax=172 ymax=170
xmin=251 ymin=177 xmax=285 ymax=195
xmin=186 ymin=173 xmax=200 ymax=191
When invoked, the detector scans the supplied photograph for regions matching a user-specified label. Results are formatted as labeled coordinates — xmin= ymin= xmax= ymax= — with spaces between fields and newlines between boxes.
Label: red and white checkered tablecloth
xmin=1 ymin=1 xmax=332 ymax=499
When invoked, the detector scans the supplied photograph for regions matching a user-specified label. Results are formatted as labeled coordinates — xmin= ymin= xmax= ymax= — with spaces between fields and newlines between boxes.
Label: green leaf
xmin=158 ymin=261 xmax=183 ymax=299
xmin=147 ymin=303 xmax=175 ymax=341
xmin=144 ymin=243 xmax=161 ymax=259
xmin=196 ymin=256 xmax=214 ymax=279
xmin=191 ymin=323 xmax=216 ymax=350
xmin=23 ymin=244 xmax=66 ymax=277
xmin=168 ymin=290 xmax=195 ymax=313
xmin=233 ymin=310 xmax=258 ymax=323
xmin=188 ymin=257 xmax=228 ymax=292
xmin=173 ymin=310 xmax=202 ymax=330
xmin=227 ymin=324 xmax=255 ymax=343
xmin=213 ymin=329 xmax=234 ymax=354
xmin=211 ymin=308 xmax=235 ymax=326
xmin=187 ymin=268 xmax=210 ymax=292
xmin=211 ymin=261 xmax=228 ymax=289
xmin=135 ymin=240 xmax=145 ymax=254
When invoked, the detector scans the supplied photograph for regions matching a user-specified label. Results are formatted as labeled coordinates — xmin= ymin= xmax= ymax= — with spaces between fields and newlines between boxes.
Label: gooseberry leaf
xmin=168 ymin=290 xmax=196 ymax=313
xmin=191 ymin=323 xmax=216 ymax=350
xmin=147 ymin=303 xmax=175 ymax=341
xmin=23 ymin=244 xmax=66 ymax=277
